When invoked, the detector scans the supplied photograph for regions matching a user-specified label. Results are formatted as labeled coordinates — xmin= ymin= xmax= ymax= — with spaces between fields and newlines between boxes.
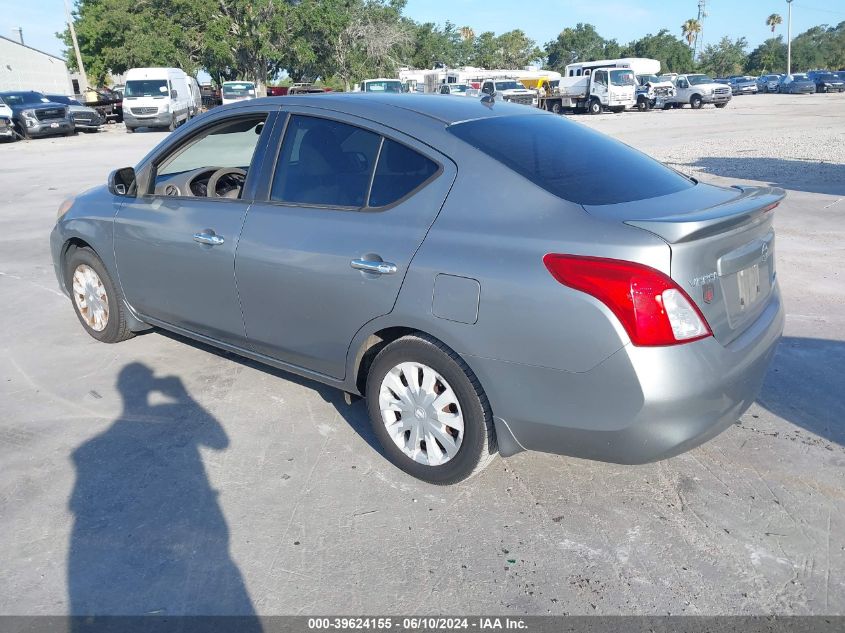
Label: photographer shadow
xmin=67 ymin=362 xmax=261 ymax=629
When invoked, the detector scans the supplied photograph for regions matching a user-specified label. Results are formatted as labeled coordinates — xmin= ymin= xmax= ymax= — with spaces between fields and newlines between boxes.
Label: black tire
xmin=365 ymin=334 xmax=497 ymax=485
xmin=715 ymin=102 xmax=728 ymax=108
xmin=551 ymin=101 xmax=562 ymax=115
xmin=637 ymin=98 xmax=650 ymax=112
xmin=65 ymin=246 xmax=134 ymax=344
xmin=125 ymin=126 xmax=135 ymax=134
xmin=690 ymin=95 xmax=703 ymax=109
xmin=588 ymin=98 xmax=602 ymax=115
xmin=15 ymin=121 xmax=31 ymax=139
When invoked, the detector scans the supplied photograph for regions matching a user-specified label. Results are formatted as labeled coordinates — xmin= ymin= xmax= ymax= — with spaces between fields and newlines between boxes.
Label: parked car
xmin=221 ymin=80 xmax=257 ymax=105
xmin=634 ymin=74 xmax=675 ymax=111
xmin=811 ymin=72 xmax=845 ymax=93
xmin=778 ymin=74 xmax=816 ymax=94
xmin=727 ymin=75 xmax=758 ymax=95
xmin=438 ymin=84 xmax=472 ymax=96
xmin=44 ymin=94 xmax=104 ymax=131
xmin=0 ymin=91 xmax=74 ymax=139
xmin=50 ymin=94 xmax=784 ymax=484
xmin=757 ymin=74 xmax=782 ymax=93
xmin=0 ymin=96 xmax=15 ymax=141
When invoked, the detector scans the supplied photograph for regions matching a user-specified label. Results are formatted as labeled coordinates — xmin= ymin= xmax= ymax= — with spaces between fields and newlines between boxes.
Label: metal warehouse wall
xmin=0 ymin=37 xmax=74 ymax=95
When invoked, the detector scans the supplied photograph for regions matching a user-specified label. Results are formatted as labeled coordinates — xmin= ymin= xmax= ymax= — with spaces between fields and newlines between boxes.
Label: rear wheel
xmin=690 ymin=95 xmax=703 ymax=109
xmin=551 ymin=101 xmax=562 ymax=114
xmin=588 ymin=98 xmax=602 ymax=115
xmin=366 ymin=334 xmax=497 ymax=485
xmin=65 ymin=247 xmax=134 ymax=344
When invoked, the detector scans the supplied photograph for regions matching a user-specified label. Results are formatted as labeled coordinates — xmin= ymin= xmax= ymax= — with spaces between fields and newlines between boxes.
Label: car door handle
xmin=351 ymin=259 xmax=397 ymax=275
xmin=193 ymin=232 xmax=224 ymax=246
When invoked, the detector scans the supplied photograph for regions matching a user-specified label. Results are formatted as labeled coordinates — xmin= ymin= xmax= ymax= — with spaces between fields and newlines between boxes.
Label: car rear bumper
xmin=470 ymin=283 xmax=784 ymax=463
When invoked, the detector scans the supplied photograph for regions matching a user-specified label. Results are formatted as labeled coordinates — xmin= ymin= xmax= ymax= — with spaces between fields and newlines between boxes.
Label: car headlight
xmin=57 ymin=197 xmax=74 ymax=220
xmin=702 ymin=88 xmax=713 ymax=95
xmin=161 ymin=103 xmax=170 ymax=112
xmin=21 ymin=108 xmax=38 ymax=121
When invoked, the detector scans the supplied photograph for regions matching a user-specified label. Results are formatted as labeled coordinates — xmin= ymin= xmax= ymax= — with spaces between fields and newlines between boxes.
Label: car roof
xmin=244 ymin=93 xmax=545 ymax=126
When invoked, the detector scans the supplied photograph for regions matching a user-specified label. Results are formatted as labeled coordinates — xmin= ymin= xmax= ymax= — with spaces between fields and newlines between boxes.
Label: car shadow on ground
xmin=756 ymin=336 xmax=845 ymax=448
xmin=669 ymin=157 xmax=845 ymax=196
xmin=67 ymin=362 xmax=263 ymax=628
xmin=153 ymin=329 xmax=384 ymax=457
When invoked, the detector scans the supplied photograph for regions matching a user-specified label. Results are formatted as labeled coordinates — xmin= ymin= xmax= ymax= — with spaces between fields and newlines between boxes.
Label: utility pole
xmin=64 ymin=0 xmax=89 ymax=95
xmin=786 ymin=0 xmax=794 ymax=75
xmin=694 ymin=0 xmax=708 ymax=60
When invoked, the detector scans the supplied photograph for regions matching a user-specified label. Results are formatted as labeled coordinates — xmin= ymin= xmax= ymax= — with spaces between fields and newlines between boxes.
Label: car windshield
xmin=448 ymin=114 xmax=693 ymax=206
xmin=124 ymin=80 xmax=168 ymax=97
xmin=451 ymin=85 xmax=468 ymax=93
xmin=638 ymin=74 xmax=659 ymax=84
xmin=817 ymin=74 xmax=837 ymax=81
xmin=0 ymin=91 xmax=48 ymax=105
xmin=222 ymin=82 xmax=255 ymax=96
xmin=792 ymin=74 xmax=809 ymax=81
xmin=494 ymin=81 xmax=522 ymax=90
xmin=610 ymin=70 xmax=636 ymax=86
xmin=363 ymin=81 xmax=402 ymax=93
xmin=687 ymin=75 xmax=714 ymax=85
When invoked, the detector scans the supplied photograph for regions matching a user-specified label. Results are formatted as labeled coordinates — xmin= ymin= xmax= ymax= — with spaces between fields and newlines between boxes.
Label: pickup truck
xmin=536 ymin=68 xmax=636 ymax=114
xmin=635 ymin=74 xmax=675 ymax=111
xmin=480 ymin=79 xmax=538 ymax=107
xmin=664 ymin=74 xmax=732 ymax=109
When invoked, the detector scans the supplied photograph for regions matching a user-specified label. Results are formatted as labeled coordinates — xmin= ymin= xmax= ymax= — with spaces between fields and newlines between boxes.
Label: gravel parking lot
xmin=1 ymin=94 xmax=843 ymax=616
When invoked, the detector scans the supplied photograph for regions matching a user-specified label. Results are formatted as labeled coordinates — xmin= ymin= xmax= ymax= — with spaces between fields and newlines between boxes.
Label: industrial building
xmin=0 ymin=35 xmax=74 ymax=95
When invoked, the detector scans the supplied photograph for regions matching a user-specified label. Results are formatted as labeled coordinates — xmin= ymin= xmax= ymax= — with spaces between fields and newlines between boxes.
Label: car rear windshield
xmin=447 ymin=114 xmax=693 ymax=206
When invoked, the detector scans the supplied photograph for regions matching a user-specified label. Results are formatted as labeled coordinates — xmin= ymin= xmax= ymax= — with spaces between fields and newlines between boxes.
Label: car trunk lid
xmin=583 ymin=183 xmax=785 ymax=345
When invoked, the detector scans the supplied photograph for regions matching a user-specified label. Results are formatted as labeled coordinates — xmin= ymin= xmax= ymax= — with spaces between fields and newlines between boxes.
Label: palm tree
xmin=681 ymin=19 xmax=702 ymax=49
xmin=766 ymin=13 xmax=783 ymax=34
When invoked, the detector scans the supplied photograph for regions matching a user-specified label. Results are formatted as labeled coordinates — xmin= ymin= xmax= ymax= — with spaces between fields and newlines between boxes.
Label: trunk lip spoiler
xmin=623 ymin=185 xmax=786 ymax=244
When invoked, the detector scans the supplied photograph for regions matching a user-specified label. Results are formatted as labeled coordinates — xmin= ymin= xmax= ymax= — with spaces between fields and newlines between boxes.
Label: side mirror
xmin=108 ymin=167 xmax=136 ymax=197
xmin=171 ymin=89 xmax=178 ymax=99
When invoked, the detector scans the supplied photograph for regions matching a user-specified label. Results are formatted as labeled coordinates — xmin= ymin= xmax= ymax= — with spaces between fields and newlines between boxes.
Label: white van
xmin=221 ymin=81 xmax=257 ymax=105
xmin=187 ymin=76 xmax=202 ymax=116
xmin=123 ymin=67 xmax=193 ymax=133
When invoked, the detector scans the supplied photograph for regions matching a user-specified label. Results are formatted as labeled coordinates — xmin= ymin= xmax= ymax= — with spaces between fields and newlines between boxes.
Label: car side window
xmin=271 ymin=115 xmax=381 ymax=208
xmin=368 ymin=139 xmax=438 ymax=207
xmin=153 ymin=114 xmax=267 ymax=198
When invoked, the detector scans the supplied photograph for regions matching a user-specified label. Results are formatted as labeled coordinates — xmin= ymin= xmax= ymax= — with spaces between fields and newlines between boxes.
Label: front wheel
xmin=588 ymin=98 xmax=602 ymax=115
xmin=168 ymin=117 xmax=177 ymax=132
xmin=690 ymin=95 xmax=703 ymax=109
xmin=637 ymin=98 xmax=650 ymax=112
xmin=366 ymin=334 xmax=497 ymax=485
xmin=65 ymin=247 xmax=134 ymax=344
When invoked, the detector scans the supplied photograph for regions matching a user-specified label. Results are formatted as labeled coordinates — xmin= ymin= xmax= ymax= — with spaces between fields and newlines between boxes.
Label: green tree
xmin=544 ymin=23 xmax=618 ymax=70
xmin=622 ymin=29 xmax=694 ymax=73
xmin=745 ymin=37 xmax=786 ymax=74
xmin=766 ymin=13 xmax=783 ymax=34
xmin=495 ymin=29 xmax=542 ymax=68
xmin=697 ymin=36 xmax=748 ymax=77
xmin=681 ymin=18 xmax=701 ymax=49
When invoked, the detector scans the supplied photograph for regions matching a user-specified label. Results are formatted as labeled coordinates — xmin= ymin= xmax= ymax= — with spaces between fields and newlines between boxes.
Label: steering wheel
xmin=206 ymin=167 xmax=247 ymax=198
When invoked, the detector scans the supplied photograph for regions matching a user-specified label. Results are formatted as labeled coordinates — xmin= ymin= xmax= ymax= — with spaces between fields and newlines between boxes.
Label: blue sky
xmin=1 ymin=0 xmax=843 ymax=61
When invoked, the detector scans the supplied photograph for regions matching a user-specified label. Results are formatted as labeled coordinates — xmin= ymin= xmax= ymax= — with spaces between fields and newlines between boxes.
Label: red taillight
xmin=543 ymin=254 xmax=712 ymax=347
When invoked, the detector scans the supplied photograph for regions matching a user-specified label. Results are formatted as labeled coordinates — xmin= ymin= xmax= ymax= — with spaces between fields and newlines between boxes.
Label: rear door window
xmin=369 ymin=139 xmax=439 ymax=207
xmin=447 ymin=114 xmax=694 ymax=207
xmin=272 ymin=115 xmax=381 ymax=207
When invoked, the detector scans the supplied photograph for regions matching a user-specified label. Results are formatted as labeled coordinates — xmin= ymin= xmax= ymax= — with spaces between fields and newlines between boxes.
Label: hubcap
xmin=72 ymin=264 xmax=109 ymax=332
xmin=378 ymin=362 xmax=464 ymax=467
